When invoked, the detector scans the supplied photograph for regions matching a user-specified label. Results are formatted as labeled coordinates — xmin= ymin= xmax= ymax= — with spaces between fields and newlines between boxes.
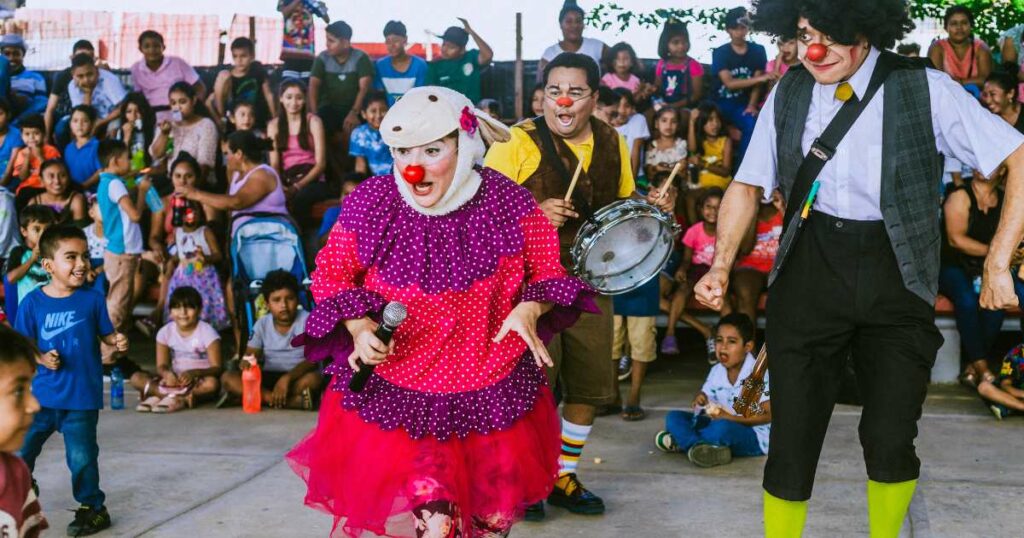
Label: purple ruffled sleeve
xmin=293 ymin=288 xmax=386 ymax=363
xmin=520 ymin=277 xmax=600 ymax=344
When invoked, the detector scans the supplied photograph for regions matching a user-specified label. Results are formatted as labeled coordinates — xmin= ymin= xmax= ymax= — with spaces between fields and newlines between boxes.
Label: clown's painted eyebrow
xmin=546 ymin=84 xmax=587 ymax=92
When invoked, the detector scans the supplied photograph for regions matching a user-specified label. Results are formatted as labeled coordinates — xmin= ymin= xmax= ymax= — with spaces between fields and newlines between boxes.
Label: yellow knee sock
xmin=867 ymin=479 xmax=916 ymax=538
xmin=764 ymin=491 xmax=808 ymax=538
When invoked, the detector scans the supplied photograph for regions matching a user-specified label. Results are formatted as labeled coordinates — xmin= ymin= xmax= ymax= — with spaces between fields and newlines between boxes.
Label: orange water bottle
xmin=241 ymin=355 xmax=262 ymax=413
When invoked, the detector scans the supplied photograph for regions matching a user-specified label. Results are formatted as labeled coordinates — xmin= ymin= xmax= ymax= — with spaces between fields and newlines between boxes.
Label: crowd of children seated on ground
xmin=2 ymin=1 xmax=1024 ymax=535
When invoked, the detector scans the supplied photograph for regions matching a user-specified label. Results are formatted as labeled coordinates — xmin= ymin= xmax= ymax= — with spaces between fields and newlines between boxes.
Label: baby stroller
xmin=229 ymin=212 xmax=313 ymax=347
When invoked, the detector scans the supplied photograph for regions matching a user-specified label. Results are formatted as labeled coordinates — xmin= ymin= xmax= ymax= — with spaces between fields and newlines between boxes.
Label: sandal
xmin=135 ymin=396 xmax=161 ymax=413
xmin=151 ymin=395 xmax=187 ymax=414
xmin=621 ymin=406 xmax=646 ymax=421
xmin=300 ymin=388 xmax=314 ymax=411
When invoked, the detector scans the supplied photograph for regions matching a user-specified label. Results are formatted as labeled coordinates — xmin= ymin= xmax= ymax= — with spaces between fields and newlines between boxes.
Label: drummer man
xmin=485 ymin=51 xmax=673 ymax=519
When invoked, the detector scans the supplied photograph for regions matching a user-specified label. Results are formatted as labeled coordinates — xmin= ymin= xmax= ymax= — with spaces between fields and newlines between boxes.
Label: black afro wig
xmin=751 ymin=0 xmax=915 ymax=50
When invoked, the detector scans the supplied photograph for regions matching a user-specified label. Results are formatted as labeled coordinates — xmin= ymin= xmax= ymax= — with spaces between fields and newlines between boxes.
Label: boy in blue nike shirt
xmin=14 ymin=225 xmax=127 ymax=536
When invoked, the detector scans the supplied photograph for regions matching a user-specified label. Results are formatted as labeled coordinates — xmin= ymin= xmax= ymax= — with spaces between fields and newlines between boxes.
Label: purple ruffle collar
xmin=337 ymin=167 xmax=538 ymax=294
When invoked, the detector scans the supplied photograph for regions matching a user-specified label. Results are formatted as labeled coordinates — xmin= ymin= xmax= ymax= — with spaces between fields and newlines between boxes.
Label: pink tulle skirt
xmin=287 ymin=387 xmax=561 ymax=537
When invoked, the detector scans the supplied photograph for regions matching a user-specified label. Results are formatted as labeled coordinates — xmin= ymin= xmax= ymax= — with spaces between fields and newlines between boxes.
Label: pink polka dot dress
xmin=286 ymin=167 xmax=598 ymax=537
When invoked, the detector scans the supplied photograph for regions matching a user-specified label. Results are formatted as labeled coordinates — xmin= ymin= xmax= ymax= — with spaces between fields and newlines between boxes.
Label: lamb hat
xmin=380 ymin=86 xmax=510 ymax=216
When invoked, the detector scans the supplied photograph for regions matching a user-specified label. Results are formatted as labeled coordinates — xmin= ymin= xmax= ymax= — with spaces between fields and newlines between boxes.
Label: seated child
xmin=979 ymin=343 xmax=1024 ymax=420
xmin=227 ymin=101 xmax=259 ymax=135
xmin=28 ymin=159 xmax=88 ymax=225
xmin=162 ymin=197 xmax=230 ymax=331
xmin=655 ymin=313 xmax=771 ymax=467
xmin=83 ymin=196 xmax=108 ymax=292
xmin=145 ymin=287 xmax=223 ymax=413
xmin=15 ymin=225 xmax=127 ymax=535
xmin=613 ymin=88 xmax=650 ymax=181
xmin=5 ymin=205 xmax=55 ymax=308
xmin=349 ymin=91 xmax=392 ymax=176
xmin=2 ymin=115 xmax=60 ymax=203
xmin=221 ymin=270 xmax=321 ymax=410
xmin=63 ymin=105 xmax=102 ymax=192
xmin=0 ymin=325 xmax=48 ymax=537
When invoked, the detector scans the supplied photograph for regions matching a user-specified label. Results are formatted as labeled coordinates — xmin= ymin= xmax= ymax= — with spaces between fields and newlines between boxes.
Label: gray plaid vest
xmin=771 ymin=52 xmax=944 ymax=304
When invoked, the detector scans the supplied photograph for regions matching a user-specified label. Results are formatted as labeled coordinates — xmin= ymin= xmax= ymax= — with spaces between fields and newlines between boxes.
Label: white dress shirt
xmin=736 ymin=47 xmax=1024 ymax=220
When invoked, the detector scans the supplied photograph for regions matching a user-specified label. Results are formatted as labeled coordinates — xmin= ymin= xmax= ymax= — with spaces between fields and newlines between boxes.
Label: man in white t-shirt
xmin=222 ymin=270 xmax=323 ymax=410
xmin=655 ymin=313 xmax=771 ymax=467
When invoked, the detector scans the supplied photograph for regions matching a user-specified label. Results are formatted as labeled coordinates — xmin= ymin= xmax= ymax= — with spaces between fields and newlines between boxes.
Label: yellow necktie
xmin=835 ymin=82 xmax=854 ymax=102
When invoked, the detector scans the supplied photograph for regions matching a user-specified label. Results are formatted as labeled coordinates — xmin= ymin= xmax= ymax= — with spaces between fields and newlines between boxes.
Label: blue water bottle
xmin=144 ymin=184 xmax=164 ymax=212
xmin=110 ymin=367 xmax=125 ymax=410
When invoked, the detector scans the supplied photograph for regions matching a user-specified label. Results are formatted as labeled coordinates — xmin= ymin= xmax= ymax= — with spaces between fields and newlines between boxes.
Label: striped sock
xmin=557 ymin=419 xmax=592 ymax=477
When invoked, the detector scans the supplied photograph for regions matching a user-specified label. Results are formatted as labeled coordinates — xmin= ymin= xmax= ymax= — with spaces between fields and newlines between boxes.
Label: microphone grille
xmin=382 ymin=302 xmax=408 ymax=327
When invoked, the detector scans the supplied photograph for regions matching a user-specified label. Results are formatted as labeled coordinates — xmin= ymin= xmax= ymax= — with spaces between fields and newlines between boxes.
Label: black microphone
xmin=349 ymin=302 xmax=407 ymax=393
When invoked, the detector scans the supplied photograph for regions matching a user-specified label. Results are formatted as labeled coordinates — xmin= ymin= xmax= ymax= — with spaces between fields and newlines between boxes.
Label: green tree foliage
xmin=585 ymin=1 xmax=1024 ymax=47
xmin=584 ymin=3 xmax=729 ymax=32
xmin=911 ymin=0 xmax=1024 ymax=47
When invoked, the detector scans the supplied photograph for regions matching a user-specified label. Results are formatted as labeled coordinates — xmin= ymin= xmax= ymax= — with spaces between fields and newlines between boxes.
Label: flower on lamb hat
xmin=459 ymin=106 xmax=479 ymax=137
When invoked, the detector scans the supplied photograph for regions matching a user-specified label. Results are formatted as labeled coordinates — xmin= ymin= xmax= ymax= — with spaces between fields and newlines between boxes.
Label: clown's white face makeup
xmin=393 ymin=136 xmax=459 ymax=208
xmin=543 ymin=67 xmax=596 ymax=143
xmin=796 ymin=17 xmax=870 ymax=86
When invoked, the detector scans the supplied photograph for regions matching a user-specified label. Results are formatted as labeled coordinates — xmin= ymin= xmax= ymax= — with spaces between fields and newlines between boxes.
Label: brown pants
xmin=545 ymin=294 xmax=616 ymax=406
xmin=101 ymin=252 xmax=140 ymax=362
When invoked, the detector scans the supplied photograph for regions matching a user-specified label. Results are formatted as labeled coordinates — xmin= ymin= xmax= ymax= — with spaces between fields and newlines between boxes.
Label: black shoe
xmin=67 ymin=505 xmax=111 ymax=536
xmin=523 ymin=501 xmax=546 ymax=522
xmin=547 ymin=473 xmax=605 ymax=515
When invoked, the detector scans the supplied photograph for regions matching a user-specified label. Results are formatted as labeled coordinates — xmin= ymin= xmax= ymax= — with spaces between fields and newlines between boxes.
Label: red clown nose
xmin=402 ymin=165 xmax=425 ymax=184
xmin=555 ymin=96 xmax=574 ymax=108
xmin=805 ymin=43 xmax=828 ymax=62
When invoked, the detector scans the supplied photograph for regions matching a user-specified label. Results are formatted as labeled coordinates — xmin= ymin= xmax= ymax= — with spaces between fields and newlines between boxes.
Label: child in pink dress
xmin=287 ymin=87 xmax=596 ymax=538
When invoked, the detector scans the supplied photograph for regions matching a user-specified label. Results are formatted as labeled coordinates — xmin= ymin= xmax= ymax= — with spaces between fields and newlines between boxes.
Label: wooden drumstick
xmin=563 ymin=160 xmax=585 ymax=202
xmin=655 ymin=162 xmax=683 ymax=202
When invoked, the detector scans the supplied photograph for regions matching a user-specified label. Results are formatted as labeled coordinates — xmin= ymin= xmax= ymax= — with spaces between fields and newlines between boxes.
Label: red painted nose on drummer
xmin=805 ymin=43 xmax=828 ymax=62
xmin=402 ymin=165 xmax=425 ymax=184
xmin=555 ymin=96 xmax=574 ymax=108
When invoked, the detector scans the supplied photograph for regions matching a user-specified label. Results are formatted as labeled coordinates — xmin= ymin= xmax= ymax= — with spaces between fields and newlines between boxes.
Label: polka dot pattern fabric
xmin=296 ymin=168 xmax=598 ymax=438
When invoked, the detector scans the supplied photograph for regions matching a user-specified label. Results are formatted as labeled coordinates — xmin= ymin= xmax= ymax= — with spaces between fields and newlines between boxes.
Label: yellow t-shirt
xmin=698 ymin=136 xmax=732 ymax=190
xmin=484 ymin=123 xmax=636 ymax=199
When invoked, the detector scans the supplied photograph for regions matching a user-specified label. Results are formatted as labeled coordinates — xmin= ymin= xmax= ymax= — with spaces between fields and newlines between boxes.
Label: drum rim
xmin=570 ymin=199 xmax=680 ymax=295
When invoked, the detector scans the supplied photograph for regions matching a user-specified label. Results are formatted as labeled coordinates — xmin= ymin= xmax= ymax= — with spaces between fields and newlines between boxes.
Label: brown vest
xmin=519 ymin=117 xmax=623 ymax=261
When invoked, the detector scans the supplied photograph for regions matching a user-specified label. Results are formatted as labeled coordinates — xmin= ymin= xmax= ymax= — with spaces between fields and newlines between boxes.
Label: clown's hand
xmin=493 ymin=302 xmax=552 ymax=368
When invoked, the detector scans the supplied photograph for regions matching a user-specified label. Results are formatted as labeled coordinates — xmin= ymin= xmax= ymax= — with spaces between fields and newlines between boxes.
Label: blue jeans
xmin=715 ymin=98 xmax=757 ymax=164
xmin=665 ymin=410 xmax=764 ymax=457
xmin=938 ymin=265 xmax=1024 ymax=363
xmin=19 ymin=408 xmax=105 ymax=508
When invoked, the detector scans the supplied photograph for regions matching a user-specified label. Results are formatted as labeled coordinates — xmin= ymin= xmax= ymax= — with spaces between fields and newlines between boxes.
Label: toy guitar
xmin=733 ymin=344 xmax=768 ymax=418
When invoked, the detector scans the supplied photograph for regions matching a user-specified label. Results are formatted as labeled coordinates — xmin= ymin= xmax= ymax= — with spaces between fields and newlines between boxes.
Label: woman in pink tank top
xmin=268 ymin=78 xmax=329 ymax=228
xmin=927 ymin=6 xmax=992 ymax=92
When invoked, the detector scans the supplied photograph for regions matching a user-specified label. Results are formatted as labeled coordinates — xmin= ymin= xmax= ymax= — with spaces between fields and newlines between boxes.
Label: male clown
xmin=694 ymin=1 xmax=1024 ymax=536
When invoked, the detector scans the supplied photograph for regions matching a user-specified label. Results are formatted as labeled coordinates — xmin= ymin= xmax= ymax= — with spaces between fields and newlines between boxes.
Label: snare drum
xmin=570 ymin=199 xmax=681 ymax=295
